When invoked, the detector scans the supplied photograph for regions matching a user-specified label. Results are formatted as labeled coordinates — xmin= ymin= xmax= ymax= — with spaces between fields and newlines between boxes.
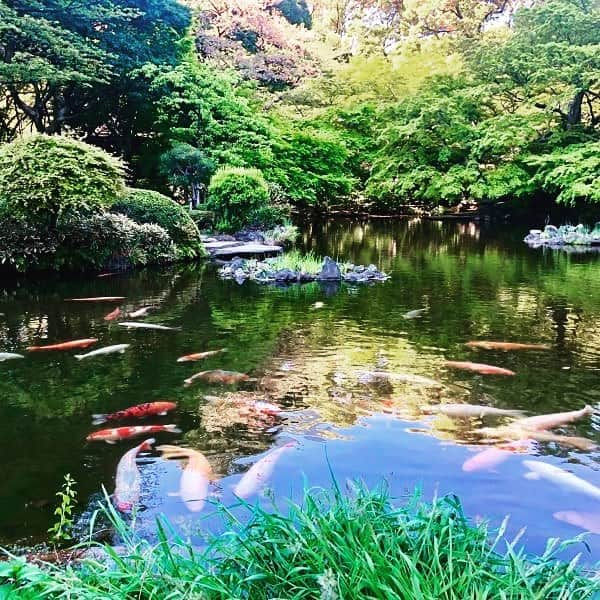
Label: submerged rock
xmin=524 ymin=224 xmax=600 ymax=249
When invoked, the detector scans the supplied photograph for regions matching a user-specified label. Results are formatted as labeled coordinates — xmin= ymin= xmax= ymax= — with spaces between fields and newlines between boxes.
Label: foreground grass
xmin=1 ymin=485 xmax=599 ymax=599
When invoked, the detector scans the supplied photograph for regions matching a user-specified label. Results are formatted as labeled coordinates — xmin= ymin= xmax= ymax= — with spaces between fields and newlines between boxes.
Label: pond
xmin=1 ymin=218 xmax=600 ymax=559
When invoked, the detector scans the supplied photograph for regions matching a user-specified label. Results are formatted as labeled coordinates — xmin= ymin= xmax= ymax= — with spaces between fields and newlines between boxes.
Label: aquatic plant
xmin=47 ymin=474 xmax=78 ymax=545
xmin=2 ymin=485 xmax=598 ymax=598
xmin=265 ymin=249 xmax=326 ymax=273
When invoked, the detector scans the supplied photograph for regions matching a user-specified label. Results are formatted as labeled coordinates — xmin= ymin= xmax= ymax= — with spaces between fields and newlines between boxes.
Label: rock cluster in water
xmin=219 ymin=256 xmax=389 ymax=285
xmin=524 ymin=224 xmax=600 ymax=248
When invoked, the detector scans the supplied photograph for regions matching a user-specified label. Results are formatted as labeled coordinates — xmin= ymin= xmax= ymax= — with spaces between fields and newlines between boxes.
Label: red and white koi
xmin=92 ymin=401 xmax=177 ymax=425
xmin=114 ymin=438 xmax=154 ymax=512
xmin=234 ymin=442 xmax=296 ymax=499
xmin=27 ymin=339 xmax=98 ymax=352
xmin=87 ymin=424 xmax=181 ymax=444
xmin=444 ymin=361 xmax=516 ymax=376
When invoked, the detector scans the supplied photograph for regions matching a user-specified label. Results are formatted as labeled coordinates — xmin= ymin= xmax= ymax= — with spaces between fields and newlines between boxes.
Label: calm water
xmin=1 ymin=219 xmax=600 ymax=559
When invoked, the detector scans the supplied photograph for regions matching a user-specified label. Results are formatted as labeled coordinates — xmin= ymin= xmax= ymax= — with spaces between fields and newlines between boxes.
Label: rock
xmin=229 ymin=258 xmax=247 ymax=270
xmin=367 ymin=264 xmax=378 ymax=273
xmin=215 ymin=234 xmax=237 ymax=242
xmin=298 ymin=271 xmax=315 ymax=282
xmin=235 ymin=230 xmax=265 ymax=243
xmin=317 ymin=256 xmax=342 ymax=281
xmin=274 ymin=269 xmax=297 ymax=282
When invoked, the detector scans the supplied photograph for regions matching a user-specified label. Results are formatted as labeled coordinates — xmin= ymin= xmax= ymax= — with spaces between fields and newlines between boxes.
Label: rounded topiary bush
xmin=207 ymin=167 xmax=286 ymax=232
xmin=0 ymin=135 xmax=126 ymax=223
xmin=112 ymin=188 xmax=205 ymax=259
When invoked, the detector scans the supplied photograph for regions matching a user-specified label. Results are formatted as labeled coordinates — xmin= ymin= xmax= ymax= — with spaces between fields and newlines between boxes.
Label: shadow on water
xmin=1 ymin=218 xmax=600 ymax=559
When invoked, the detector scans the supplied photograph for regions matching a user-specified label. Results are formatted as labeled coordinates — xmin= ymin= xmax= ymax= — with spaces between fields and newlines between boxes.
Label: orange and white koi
xmin=177 ymin=349 xmax=227 ymax=362
xmin=523 ymin=460 xmax=600 ymax=501
xmin=444 ymin=361 xmax=516 ymax=376
xmin=514 ymin=405 xmax=593 ymax=431
xmin=465 ymin=341 xmax=550 ymax=351
xmin=92 ymin=401 xmax=177 ymax=425
xmin=184 ymin=369 xmax=250 ymax=387
xmin=87 ymin=424 xmax=180 ymax=444
xmin=114 ymin=438 xmax=154 ymax=512
xmin=104 ymin=307 xmax=121 ymax=321
xmin=422 ymin=404 xmax=524 ymax=419
xmin=27 ymin=339 xmax=98 ymax=352
xmin=462 ymin=439 xmax=534 ymax=473
xmin=234 ymin=442 xmax=296 ymax=499
xmin=554 ymin=511 xmax=600 ymax=534
xmin=158 ymin=445 xmax=212 ymax=513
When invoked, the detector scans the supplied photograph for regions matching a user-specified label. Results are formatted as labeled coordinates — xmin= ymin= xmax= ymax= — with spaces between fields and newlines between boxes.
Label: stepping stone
xmin=212 ymin=244 xmax=283 ymax=257
xmin=204 ymin=241 xmax=244 ymax=251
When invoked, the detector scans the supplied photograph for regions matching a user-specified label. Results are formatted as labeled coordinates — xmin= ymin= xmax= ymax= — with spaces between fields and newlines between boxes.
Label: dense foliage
xmin=0 ymin=135 xmax=125 ymax=224
xmin=206 ymin=167 xmax=286 ymax=232
xmin=2 ymin=487 xmax=598 ymax=598
xmin=0 ymin=137 xmax=202 ymax=272
xmin=112 ymin=188 xmax=205 ymax=259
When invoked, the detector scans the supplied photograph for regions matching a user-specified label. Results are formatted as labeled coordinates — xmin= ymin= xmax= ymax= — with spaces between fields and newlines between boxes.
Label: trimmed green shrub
xmin=0 ymin=204 xmax=59 ymax=272
xmin=112 ymin=188 xmax=205 ymax=259
xmin=0 ymin=135 xmax=126 ymax=224
xmin=56 ymin=212 xmax=176 ymax=271
xmin=207 ymin=167 xmax=287 ymax=232
xmin=189 ymin=209 xmax=214 ymax=229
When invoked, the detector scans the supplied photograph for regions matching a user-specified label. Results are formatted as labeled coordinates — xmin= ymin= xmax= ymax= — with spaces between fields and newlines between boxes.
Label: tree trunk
xmin=191 ymin=183 xmax=200 ymax=209
xmin=566 ymin=90 xmax=584 ymax=128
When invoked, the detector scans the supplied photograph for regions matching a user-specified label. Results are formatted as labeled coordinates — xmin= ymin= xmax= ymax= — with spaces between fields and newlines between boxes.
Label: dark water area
xmin=1 ymin=218 xmax=600 ymax=561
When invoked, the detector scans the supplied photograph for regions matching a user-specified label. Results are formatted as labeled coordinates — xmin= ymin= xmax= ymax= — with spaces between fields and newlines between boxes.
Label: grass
xmin=1 ymin=484 xmax=599 ymax=599
xmin=266 ymin=250 xmax=350 ymax=275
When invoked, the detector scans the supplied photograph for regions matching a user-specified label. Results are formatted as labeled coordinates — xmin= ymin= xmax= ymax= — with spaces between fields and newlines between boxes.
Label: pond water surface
xmin=1 ymin=219 xmax=600 ymax=559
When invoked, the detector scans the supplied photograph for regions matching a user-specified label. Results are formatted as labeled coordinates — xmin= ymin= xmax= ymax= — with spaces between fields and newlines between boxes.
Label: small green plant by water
xmin=47 ymin=474 xmax=77 ymax=544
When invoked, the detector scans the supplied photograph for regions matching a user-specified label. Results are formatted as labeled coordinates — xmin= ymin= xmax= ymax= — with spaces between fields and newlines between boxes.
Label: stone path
xmin=202 ymin=237 xmax=283 ymax=258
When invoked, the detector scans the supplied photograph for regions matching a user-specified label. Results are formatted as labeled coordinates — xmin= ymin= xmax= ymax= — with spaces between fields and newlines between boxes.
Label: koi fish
xmin=118 ymin=322 xmax=179 ymax=331
xmin=250 ymin=401 xmax=281 ymax=416
xmin=234 ymin=442 xmax=296 ymax=499
xmin=0 ymin=352 xmax=25 ymax=361
xmin=92 ymin=401 xmax=177 ymax=425
xmin=356 ymin=370 xmax=442 ymax=387
xmin=87 ymin=424 xmax=180 ymax=444
xmin=158 ymin=445 xmax=212 ymax=513
xmin=177 ymin=349 xmax=227 ymax=362
xmin=554 ymin=511 xmax=600 ymax=535
xmin=311 ymin=302 xmax=325 ymax=310
xmin=514 ymin=405 xmax=593 ymax=431
xmin=523 ymin=460 xmax=600 ymax=501
xmin=66 ymin=297 xmax=125 ymax=302
xmin=462 ymin=440 xmax=534 ymax=473
xmin=104 ymin=307 xmax=121 ymax=321
xmin=97 ymin=273 xmax=117 ymax=278
xmin=403 ymin=308 xmax=427 ymax=319
xmin=75 ymin=344 xmax=130 ymax=360
xmin=465 ymin=341 xmax=550 ymax=351
xmin=184 ymin=369 xmax=250 ymax=387
xmin=129 ymin=306 xmax=153 ymax=318
xmin=444 ymin=361 xmax=516 ymax=376
xmin=114 ymin=438 xmax=154 ymax=512
xmin=422 ymin=404 xmax=525 ymax=419
xmin=27 ymin=339 xmax=98 ymax=352
xmin=478 ymin=426 xmax=597 ymax=451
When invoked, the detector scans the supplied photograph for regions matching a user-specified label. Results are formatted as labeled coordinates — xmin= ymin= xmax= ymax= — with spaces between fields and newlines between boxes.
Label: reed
xmin=2 ymin=484 xmax=598 ymax=599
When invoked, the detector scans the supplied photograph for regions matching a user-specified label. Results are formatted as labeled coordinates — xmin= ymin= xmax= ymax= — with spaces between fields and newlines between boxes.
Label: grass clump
xmin=1 ymin=485 xmax=598 ymax=599
xmin=266 ymin=249 xmax=325 ymax=273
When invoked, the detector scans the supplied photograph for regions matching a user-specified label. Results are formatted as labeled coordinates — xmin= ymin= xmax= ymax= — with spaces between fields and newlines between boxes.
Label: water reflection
xmin=1 ymin=219 xmax=600 ymax=559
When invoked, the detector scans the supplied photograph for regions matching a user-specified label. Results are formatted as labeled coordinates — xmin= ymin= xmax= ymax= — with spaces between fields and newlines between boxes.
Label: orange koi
xmin=466 ymin=341 xmax=550 ymax=351
xmin=87 ymin=424 xmax=181 ymax=444
xmin=177 ymin=349 xmax=227 ymax=362
xmin=104 ymin=307 xmax=121 ymax=321
xmin=444 ymin=361 xmax=516 ymax=376
xmin=27 ymin=338 xmax=98 ymax=352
